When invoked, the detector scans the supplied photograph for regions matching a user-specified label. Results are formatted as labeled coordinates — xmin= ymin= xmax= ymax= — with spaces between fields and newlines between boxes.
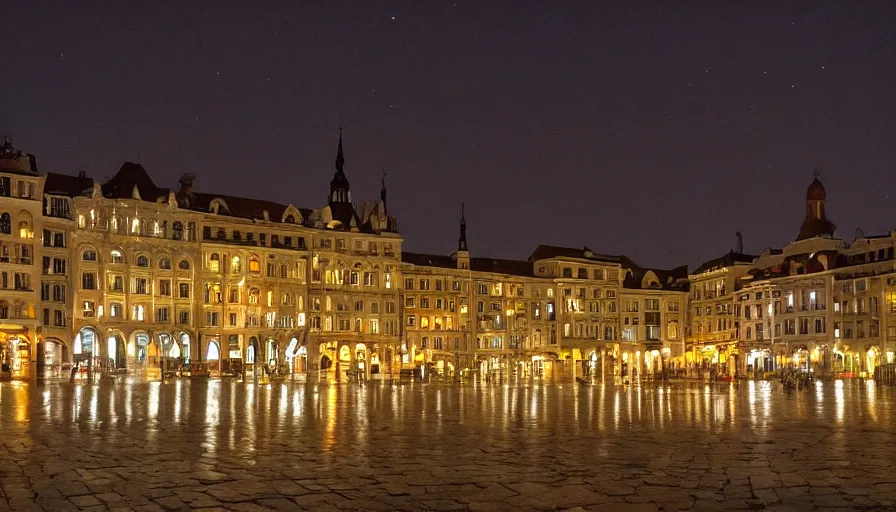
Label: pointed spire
xmin=335 ymin=126 xmax=345 ymax=174
xmin=458 ymin=202 xmax=468 ymax=252
xmin=380 ymin=169 xmax=388 ymax=211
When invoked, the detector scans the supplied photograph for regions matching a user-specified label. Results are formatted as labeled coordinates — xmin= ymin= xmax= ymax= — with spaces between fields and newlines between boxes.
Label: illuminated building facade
xmin=692 ymin=173 xmax=896 ymax=379
xmin=4 ymin=134 xmax=896 ymax=384
xmin=0 ymin=134 xmax=402 ymax=381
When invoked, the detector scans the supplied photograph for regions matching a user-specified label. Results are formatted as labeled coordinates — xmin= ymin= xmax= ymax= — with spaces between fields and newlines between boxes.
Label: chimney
xmin=178 ymin=173 xmax=197 ymax=197
xmin=736 ymin=231 xmax=743 ymax=253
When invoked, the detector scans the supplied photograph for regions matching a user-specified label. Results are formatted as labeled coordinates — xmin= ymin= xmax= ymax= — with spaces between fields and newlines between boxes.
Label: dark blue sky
xmin=4 ymin=1 xmax=894 ymax=268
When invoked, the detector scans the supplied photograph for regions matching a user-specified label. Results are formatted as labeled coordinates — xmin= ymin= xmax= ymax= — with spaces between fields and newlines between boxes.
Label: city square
xmin=1 ymin=379 xmax=895 ymax=511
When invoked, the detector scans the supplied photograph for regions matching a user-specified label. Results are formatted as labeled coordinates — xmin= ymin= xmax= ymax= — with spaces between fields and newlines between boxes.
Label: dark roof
xmin=102 ymin=162 xmax=170 ymax=201
xmin=0 ymin=139 xmax=38 ymax=176
xmin=749 ymin=250 xmax=844 ymax=279
xmin=402 ymin=251 xmax=534 ymax=277
xmin=693 ymin=251 xmax=757 ymax=274
xmin=470 ymin=257 xmax=534 ymax=277
xmin=619 ymin=256 xmax=689 ymax=291
xmin=186 ymin=191 xmax=288 ymax=222
xmin=807 ymin=178 xmax=826 ymax=201
xmin=402 ymin=252 xmax=458 ymax=269
xmin=328 ymin=202 xmax=360 ymax=230
xmin=529 ymin=244 xmax=620 ymax=263
xmin=44 ymin=172 xmax=94 ymax=197
xmin=797 ymin=217 xmax=836 ymax=241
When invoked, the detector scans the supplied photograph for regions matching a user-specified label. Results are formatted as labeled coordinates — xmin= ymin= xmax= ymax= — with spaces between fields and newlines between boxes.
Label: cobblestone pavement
xmin=1 ymin=379 xmax=895 ymax=511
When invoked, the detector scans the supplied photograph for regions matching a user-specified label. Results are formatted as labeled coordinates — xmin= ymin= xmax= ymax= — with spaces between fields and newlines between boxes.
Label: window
xmin=157 ymin=307 xmax=170 ymax=323
xmin=0 ymin=212 xmax=10 ymax=234
xmin=82 ymin=249 xmax=97 ymax=261
xmin=132 ymin=278 xmax=148 ymax=294
xmin=208 ymin=253 xmax=220 ymax=272
xmin=178 ymin=259 xmax=190 ymax=270
xmin=136 ymin=255 xmax=149 ymax=267
xmin=178 ymin=283 xmax=190 ymax=298
xmin=178 ymin=310 xmax=190 ymax=325
xmin=207 ymin=312 xmax=219 ymax=326
xmin=110 ymin=250 xmax=124 ymax=264
xmin=81 ymin=273 xmax=96 ymax=290
xmin=159 ymin=258 xmax=171 ymax=269
xmin=110 ymin=302 xmax=122 ymax=318
xmin=249 ymin=258 xmax=260 ymax=273
xmin=172 ymin=221 xmax=183 ymax=240
xmin=159 ymin=280 xmax=171 ymax=296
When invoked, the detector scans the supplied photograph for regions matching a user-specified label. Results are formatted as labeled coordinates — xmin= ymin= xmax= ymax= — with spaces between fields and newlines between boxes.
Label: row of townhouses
xmin=1 ymin=136 xmax=893 ymax=382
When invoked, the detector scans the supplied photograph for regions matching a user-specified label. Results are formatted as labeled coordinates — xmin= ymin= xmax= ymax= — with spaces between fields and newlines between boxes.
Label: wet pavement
xmin=1 ymin=379 xmax=895 ymax=511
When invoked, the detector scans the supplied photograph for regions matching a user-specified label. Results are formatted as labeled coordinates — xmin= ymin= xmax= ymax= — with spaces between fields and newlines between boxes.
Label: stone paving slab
xmin=2 ymin=380 xmax=896 ymax=511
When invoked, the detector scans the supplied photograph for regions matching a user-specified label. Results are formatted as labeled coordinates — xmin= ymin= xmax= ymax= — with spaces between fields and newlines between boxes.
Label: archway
xmin=2 ymin=335 xmax=32 ymax=379
xmin=206 ymin=339 xmax=221 ymax=374
xmin=106 ymin=333 xmax=127 ymax=370
xmin=134 ymin=332 xmax=150 ymax=367
xmin=265 ymin=338 xmax=279 ymax=367
xmin=41 ymin=338 xmax=68 ymax=378
xmin=72 ymin=327 xmax=99 ymax=376
xmin=247 ymin=337 xmax=259 ymax=364
xmin=355 ymin=343 xmax=368 ymax=375
xmin=177 ymin=332 xmax=191 ymax=364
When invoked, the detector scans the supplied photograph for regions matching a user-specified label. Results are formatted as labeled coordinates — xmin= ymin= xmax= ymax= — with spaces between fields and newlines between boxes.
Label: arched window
xmin=82 ymin=249 xmax=97 ymax=261
xmin=178 ymin=259 xmax=190 ymax=270
xmin=208 ymin=253 xmax=220 ymax=272
xmin=110 ymin=250 xmax=124 ymax=264
xmin=172 ymin=221 xmax=183 ymax=240
xmin=207 ymin=341 xmax=220 ymax=361
xmin=667 ymin=321 xmax=679 ymax=340
xmin=159 ymin=258 xmax=171 ymax=269
xmin=249 ymin=257 xmax=260 ymax=273
xmin=247 ymin=344 xmax=256 ymax=364
xmin=0 ymin=212 xmax=10 ymax=234
xmin=136 ymin=255 xmax=150 ymax=267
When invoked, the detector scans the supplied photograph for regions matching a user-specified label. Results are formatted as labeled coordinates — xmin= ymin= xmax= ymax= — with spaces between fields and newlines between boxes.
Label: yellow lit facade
xmin=5 ymin=136 xmax=896 ymax=385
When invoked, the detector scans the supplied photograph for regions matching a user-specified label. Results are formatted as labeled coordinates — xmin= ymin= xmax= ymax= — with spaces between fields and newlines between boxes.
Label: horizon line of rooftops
xmin=3 ymin=136 xmax=892 ymax=282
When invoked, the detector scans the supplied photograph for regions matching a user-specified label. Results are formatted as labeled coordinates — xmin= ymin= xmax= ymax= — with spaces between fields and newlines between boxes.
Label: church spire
xmin=458 ymin=202 xmax=468 ymax=252
xmin=328 ymin=126 xmax=351 ymax=205
xmin=335 ymin=126 xmax=345 ymax=174
xmin=380 ymin=169 xmax=388 ymax=215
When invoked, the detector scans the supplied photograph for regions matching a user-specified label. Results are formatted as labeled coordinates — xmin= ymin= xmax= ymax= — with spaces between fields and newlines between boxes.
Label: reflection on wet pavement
xmin=1 ymin=379 xmax=895 ymax=511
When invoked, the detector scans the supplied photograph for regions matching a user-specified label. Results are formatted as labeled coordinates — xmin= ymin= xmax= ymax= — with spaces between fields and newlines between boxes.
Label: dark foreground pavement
xmin=1 ymin=379 xmax=895 ymax=511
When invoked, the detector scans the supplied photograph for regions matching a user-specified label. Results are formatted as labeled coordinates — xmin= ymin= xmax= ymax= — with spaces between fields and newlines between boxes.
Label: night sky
xmin=4 ymin=2 xmax=894 ymax=269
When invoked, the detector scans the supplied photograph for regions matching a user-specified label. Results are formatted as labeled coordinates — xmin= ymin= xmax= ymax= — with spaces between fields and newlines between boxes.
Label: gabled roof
xmin=528 ymin=244 xmax=620 ymax=263
xmin=693 ymin=251 xmax=757 ymax=275
xmin=44 ymin=172 xmax=94 ymax=197
xmin=102 ymin=162 xmax=169 ymax=201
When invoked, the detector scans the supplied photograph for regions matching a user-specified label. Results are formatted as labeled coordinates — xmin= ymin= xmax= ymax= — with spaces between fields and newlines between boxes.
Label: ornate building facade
xmin=1 ymin=136 xmax=894 ymax=383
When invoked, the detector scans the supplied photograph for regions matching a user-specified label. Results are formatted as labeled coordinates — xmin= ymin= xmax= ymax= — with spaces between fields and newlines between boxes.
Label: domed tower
xmin=796 ymin=168 xmax=836 ymax=241
xmin=328 ymin=127 xmax=351 ymax=205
